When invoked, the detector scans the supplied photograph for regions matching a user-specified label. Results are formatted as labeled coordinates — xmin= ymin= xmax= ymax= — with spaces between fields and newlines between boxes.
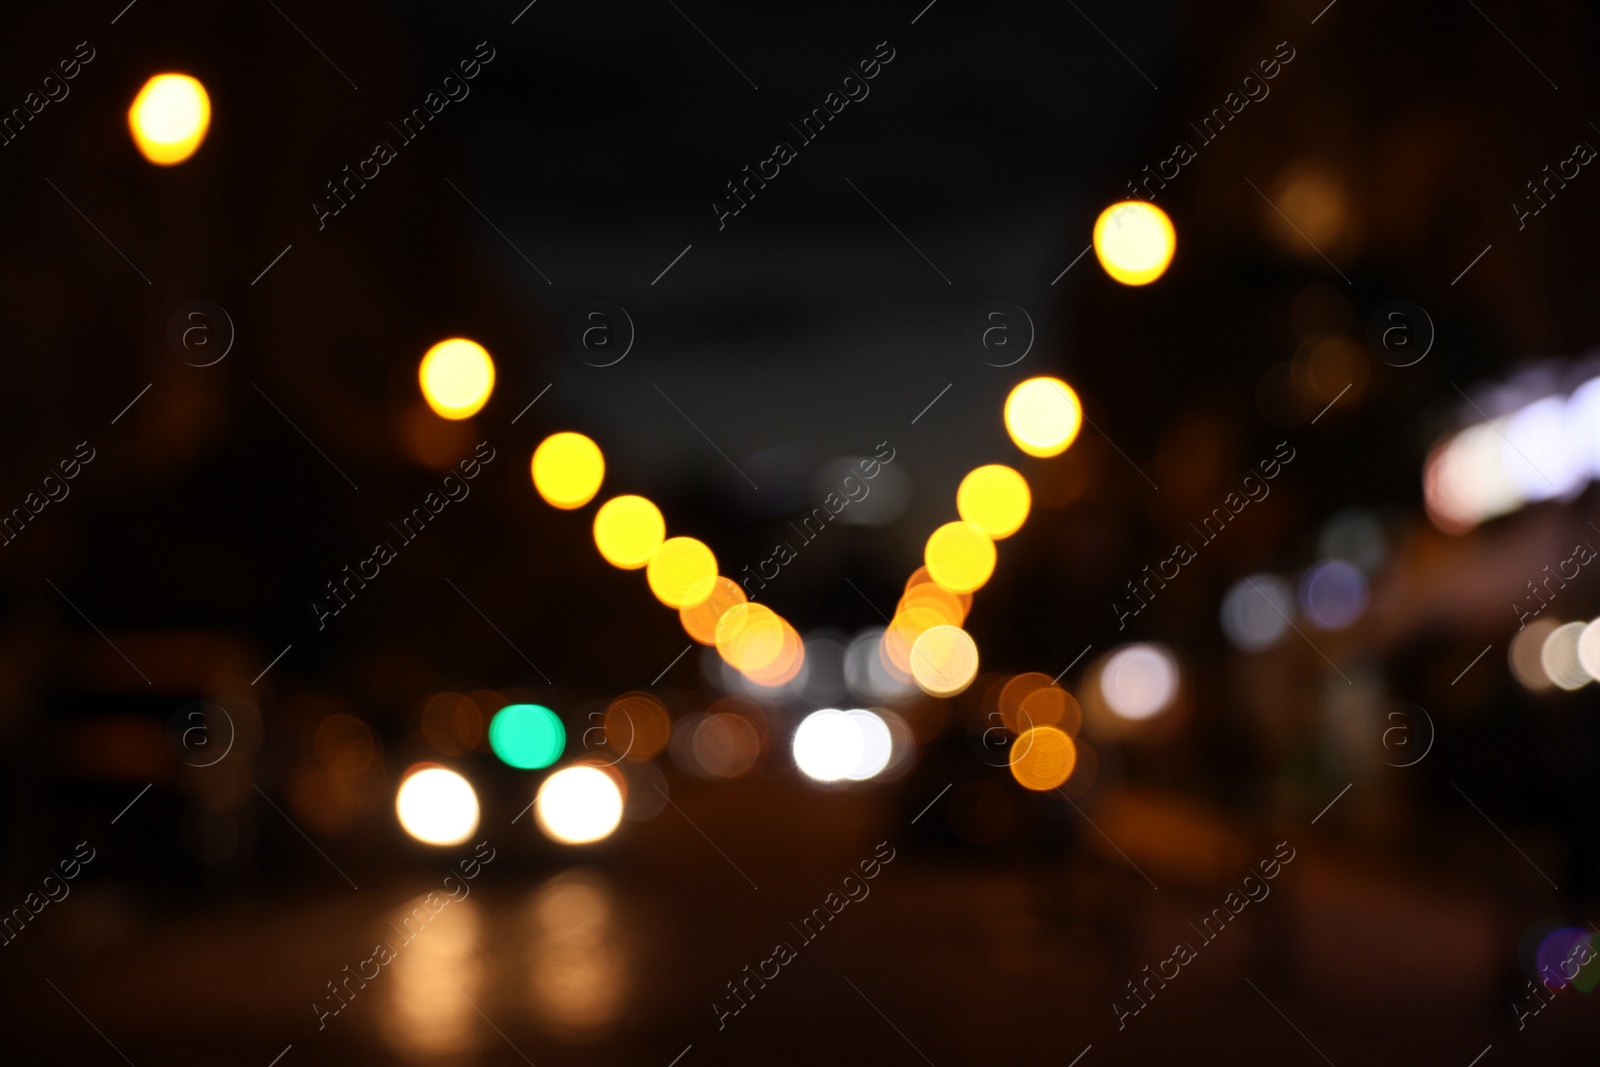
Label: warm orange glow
xmin=957 ymin=464 xmax=1032 ymax=539
xmin=1022 ymin=685 xmax=1081 ymax=737
xmin=603 ymin=693 xmax=672 ymax=762
xmin=715 ymin=602 xmax=786 ymax=672
xmin=924 ymin=521 xmax=997 ymax=594
xmin=692 ymin=712 xmax=763 ymax=777
xmin=1009 ymin=725 xmax=1077 ymax=790
xmin=128 ymin=74 xmax=211 ymax=165
xmin=524 ymin=872 xmax=628 ymax=1036
xmin=899 ymin=582 xmax=969 ymax=627
xmin=679 ymin=576 xmax=747 ymax=644
xmin=883 ymin=605 xmax=948 ymax=675
xmin=997 ymin=672 xmax=1053 ymax=733
xmin=314 ymin=713 xmax=376 ymax=778
xmin=380 ymin=893 xmax=481 ymax=1058
xmin=742 ymin=619 xmax=804 ymax=687
xmin=531 ymin=432 xmax=605 ymax=509
xmin=420 ymin=692 xmax=484 ymax=756
xmin=904 ymin=567 xmax=973 ymax=612
xmin=646 ymin=536 xmax=718 ymax=608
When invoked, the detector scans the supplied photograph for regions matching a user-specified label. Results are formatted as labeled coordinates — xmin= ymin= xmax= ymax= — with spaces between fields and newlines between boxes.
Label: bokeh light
xmin=128 ymin=73 xmax=211 ymax=165
xmin=956 ymin=464 xmax=1032 ymax=539
xmin=740 ymin=618 xmax=805 ymax=688
xmin=792 ymin=709 xmax=865 ymax=782
xmin=845 ymin=627 xmax=915 ymax=702
xmin=535 ymin=765 xmax=625 ymax=844
xmin=420 ymin=691 xmax=485 ymax=757
xmin=1577 ymin=619 xmax=1600 ymax=682
xmin=524 ymin=872 xmax=630 ymax=1035
xmin=924 ymin=521 xmax=997 ymax=594
xmin=1423 ymin=423 xmax=1519 ymax=533
xmin=531 ymin=432 xmax=605 ymax=509
xmin=381 ymin=893 xmax=481 ymax=1059
xmin=668 ymin=712 xmax=710 ymax=776
xmin=592 ymin=495 xmax=665 ymax=569
xmin=997 ymin=672 xmax=1053 ymax=733
xmin=1540 ymin=621 xmax=1590 ymax=691
xmin=1535 ymin=927 xmax=1593 ymax=991
xmin=909 ymin=624 xmax=980 ymax=697
xmin=1100 ymin=643 xmax=1179 ymax=720
xmin=874 ymin=709 xmax=918 ymax=781
xmin=715 ymin=602 xmax=786 ymax=672
xmin=1509 ymin=618 xmax=1560 ymax=692
xmin=603 ymin=693 xmax=671 ymax=761
xmin=314 ymin=713 xmax=376 ymax=778
xmin=395 ymin=766 xmax=480 ymax=846
xmin=1009 ymin=725 xmax=1077 ymax=790
xmin=418 ymin=339 xmax=495 ymax=420
xmin=844 ymin=709 xmax=894 ymax=780
xmin=289 ymin=763 xmax=358 ymax=835
xmin=882 ymin=604 xmax=948 ymax=677
xmin=1220 ymin=574 xmax=1295 ymax=651
xmin=1504 ymin=396 xmax=1587 ymax=503
xmin=488 ymin=704 xmax=566 ymax=769
xmin=621 ymin=760 xmax=670 ymax=820
xmin=646 ymin=536 xmax=718 ymax=608
xmin=1092 ymin=200 xmax=1176 ymax=286
xmin=900 ymin=581 xmax=969 ymax=627
xmin=1298 ymin=560 xmax=1369 ymax=630
xmin=1021 ymin=684 xmax=1081 ymax=737
xmin=680 ymin=576 xmax=747 ymax=644
xmin=1417 ymin=371 xmax=1600 ymax=532
xmin=691 ymin=712 xmax=763 ymax=778
xmin=1004 ymin=377 xmax=1084 ymax=458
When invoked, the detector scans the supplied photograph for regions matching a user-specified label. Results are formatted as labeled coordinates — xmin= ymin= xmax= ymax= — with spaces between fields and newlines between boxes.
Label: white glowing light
xmin=1100 ymin=644 xmax=1179 ymax=720
xmin=1578 ymin=618 xmax=1600 ymax=682
xmin=844 ymin=709 xmax=893 ymax=781
xmin=1509 ymin=618 xmax=1559 ymax=692
xmin=1540 ymin=621 xmax=1591 ymax=692
xmin=396 ymin=766 xmax=480 ymax=846
xmin=792 ymin=709 xmax=865 ymax=782
xmin=1504 ymin=396 xmax=1586 ymax=502
xmin=1423 ymin=374 xmax=1600 ymax=533
xmin=1567 ymin=376 xmax=1600 ymax=477
xmin=535 ymin=765 xmax=625 ymax=844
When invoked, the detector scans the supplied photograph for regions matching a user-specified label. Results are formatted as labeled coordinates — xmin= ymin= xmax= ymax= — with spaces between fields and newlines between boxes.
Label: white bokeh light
xmin=792 ymin=709 xmax=865 ymax=782
xmin=396 ymin=766 xmax=480 ymax=846
xmin=535 ymin=765 xmax=625 ymax=844
xmin=1578 ymin=618 xmax=1600 ymax=682
xmin=1540 ymin=621 xmax=1591 ymax=692
xmin=1100 ymin=644 xmax=1179 ymax=720
xmin=1503 ymin=396 xmax=1586 ymax=502
xmin=844 ymin=709 xmax=893 ymax=781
